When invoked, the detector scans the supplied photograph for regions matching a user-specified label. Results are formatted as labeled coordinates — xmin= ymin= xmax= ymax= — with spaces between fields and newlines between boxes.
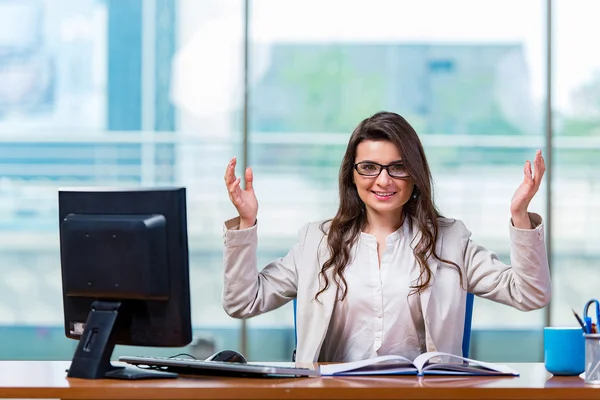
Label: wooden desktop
xmin=0 ymin=361 xmax=596 ymax=399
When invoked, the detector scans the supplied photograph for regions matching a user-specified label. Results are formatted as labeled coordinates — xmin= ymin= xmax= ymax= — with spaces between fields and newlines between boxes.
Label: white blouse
xmin=318 ymin=221 xmax=427 ymax=362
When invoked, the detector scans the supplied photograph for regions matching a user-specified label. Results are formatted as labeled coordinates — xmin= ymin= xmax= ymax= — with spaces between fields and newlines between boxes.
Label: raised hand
xmin=510 ymin=149 xmax=546 ymax=229
xmin=224 ymin=157 xmax=258 ymax=229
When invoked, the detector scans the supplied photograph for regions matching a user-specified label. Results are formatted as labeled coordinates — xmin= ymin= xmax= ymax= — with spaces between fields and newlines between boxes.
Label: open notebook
xmin=319 ymin=351 xmax=519 ymax=377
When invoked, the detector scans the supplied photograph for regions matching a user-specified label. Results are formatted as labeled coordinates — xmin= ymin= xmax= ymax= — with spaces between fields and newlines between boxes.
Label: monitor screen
xmin=58 ymin=187 xmax=192 ymax=380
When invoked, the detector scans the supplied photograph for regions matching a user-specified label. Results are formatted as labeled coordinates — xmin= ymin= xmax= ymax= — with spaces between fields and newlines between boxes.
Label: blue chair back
xmin=462 ymin=292 xmax=474 ymax=358
xmin=293 ymin=292 xmax=475 ymax=359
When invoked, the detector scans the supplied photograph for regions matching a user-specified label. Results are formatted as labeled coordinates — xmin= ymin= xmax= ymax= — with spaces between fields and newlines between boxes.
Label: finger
xmin=229 ymin=177 xmax=241 ymax=195
xmin=533 ymin=150 xmax=545 ymax=188
xmin=224 ymin=158 xmax=232 ymax=182
xmin=228 ymin=178 xmax=242 ymax=204
xmin=224 ymin=157 xmax=237 ymax=185
xmin=244 ymin=167 xmax=254 ymax=191
xmin=537 ymin=150 xmax=546 ymax=175
xmin=523 ymin=160 xmax=533 ymax=184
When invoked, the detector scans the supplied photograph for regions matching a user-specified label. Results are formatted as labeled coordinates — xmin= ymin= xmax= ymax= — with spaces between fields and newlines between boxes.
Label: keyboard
xmin=119 ymin=355 xmax=320 ymax=378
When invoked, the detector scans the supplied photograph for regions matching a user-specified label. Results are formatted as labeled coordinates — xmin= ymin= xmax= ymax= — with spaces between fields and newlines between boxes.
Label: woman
xmin=222 ymin=111 xmax=551 ymax=363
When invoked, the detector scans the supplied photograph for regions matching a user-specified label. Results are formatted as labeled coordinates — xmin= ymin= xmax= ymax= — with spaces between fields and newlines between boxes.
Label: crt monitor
xmin=59 ymin=187 xmax=192 ymax=380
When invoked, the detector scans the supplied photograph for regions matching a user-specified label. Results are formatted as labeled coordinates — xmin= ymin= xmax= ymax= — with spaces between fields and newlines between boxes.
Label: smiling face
xmin=353 ymin=139 xmax=415 ymax=222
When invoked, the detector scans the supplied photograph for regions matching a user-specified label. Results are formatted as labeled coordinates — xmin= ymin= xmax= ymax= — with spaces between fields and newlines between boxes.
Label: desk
xmin=0 ymin=361 xmax=596 ymax=399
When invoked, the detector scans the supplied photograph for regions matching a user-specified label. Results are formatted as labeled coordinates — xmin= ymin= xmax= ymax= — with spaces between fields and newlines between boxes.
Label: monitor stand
xmin=66 ymin=300 xmax=177 ymax=380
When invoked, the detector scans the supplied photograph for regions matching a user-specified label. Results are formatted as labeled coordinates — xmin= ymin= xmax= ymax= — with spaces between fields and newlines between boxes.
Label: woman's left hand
xmin=510 ymin=149 xmax=546 ymax=229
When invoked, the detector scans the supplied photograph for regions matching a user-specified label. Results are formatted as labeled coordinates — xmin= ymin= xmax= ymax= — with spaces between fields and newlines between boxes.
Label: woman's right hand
xmin=224 ymin=156 xmax=258 ymax=229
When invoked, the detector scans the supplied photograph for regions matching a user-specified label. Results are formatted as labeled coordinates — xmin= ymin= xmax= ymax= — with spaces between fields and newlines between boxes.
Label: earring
xmin=412 ymin=192 xmax=417 ymax=200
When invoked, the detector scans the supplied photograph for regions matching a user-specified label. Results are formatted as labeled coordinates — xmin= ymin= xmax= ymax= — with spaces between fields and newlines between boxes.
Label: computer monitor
xmin=58 ymin=187 xmax=192 ymax=380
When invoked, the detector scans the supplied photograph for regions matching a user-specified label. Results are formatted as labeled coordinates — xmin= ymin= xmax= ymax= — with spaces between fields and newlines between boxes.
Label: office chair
xmin=292 ymin=292 xmax=475 ymax=360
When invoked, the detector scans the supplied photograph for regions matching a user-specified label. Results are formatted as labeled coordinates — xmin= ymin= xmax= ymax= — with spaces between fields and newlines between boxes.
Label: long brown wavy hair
xmin=315 ymin=111 xmax=462 ymax=302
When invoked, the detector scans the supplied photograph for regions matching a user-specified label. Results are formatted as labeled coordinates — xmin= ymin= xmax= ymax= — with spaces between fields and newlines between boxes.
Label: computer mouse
xmin=205 ymin=349 xmax=247 ymax=363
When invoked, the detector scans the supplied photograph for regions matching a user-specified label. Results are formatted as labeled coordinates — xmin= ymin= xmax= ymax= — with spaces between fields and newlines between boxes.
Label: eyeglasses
xmin=354 ymin=161 xmax=410 ymax=178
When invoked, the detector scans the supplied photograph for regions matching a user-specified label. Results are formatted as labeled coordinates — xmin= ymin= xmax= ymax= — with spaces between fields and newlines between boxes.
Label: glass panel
xmin=249 ymin=0 xmax=547 ymax=360
xmin=0 ymin=0 xmax=244 ymax=360
xmin=0 ymin=0 xmax=557 ymax=363
xmin=175 ymin=0 xmax=245 ymax=357
xmin=552 ymin=0 xmax=600 ymax=327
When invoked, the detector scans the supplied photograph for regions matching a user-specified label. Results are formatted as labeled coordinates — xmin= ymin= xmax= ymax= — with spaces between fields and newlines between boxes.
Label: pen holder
xmin=584 ymin=333 xmax=600 ymax=385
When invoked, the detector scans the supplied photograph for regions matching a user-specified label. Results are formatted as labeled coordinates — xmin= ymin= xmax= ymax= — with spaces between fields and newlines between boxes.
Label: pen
xmin=572 ymin=309 xmax=587 ymax=332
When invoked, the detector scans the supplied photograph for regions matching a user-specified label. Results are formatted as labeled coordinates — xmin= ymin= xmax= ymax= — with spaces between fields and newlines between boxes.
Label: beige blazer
xmin=222 ymin=213 xmax=551 ymax=362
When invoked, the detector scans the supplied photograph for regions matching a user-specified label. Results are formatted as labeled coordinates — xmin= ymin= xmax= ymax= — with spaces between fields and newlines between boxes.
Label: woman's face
xmin=353 ymin=140 xmax=415 ymax=220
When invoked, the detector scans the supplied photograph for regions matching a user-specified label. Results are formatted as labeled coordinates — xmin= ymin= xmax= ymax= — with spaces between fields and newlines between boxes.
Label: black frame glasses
xmin=354 ymin=161 xmax=410 ymax=178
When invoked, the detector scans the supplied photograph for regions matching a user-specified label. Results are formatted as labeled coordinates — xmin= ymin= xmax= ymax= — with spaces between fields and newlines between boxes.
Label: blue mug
xmin=544 ymin=327 xmax=585 ymax=376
